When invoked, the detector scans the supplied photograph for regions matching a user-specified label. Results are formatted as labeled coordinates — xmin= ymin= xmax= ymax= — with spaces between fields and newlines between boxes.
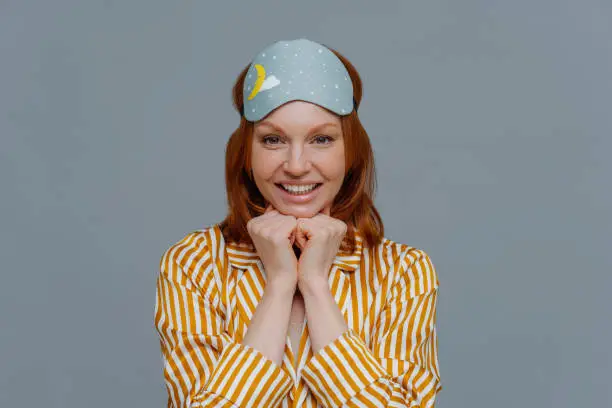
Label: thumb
xmin=294 ymin=222 xmax=308 ymax=250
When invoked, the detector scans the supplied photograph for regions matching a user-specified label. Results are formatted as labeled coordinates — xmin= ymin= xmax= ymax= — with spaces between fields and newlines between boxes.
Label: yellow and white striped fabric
xmin=155 ymin=223 xmax=442 ymax=407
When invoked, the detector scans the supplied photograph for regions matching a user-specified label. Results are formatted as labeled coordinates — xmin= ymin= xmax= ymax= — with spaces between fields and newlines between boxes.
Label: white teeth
xmin=281 ymin=183 xmax=318 ymax=193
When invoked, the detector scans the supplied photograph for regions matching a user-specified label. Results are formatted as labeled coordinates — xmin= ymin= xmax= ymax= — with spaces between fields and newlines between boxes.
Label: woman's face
xmin=251 ymin=100 xmax=345 ymax=219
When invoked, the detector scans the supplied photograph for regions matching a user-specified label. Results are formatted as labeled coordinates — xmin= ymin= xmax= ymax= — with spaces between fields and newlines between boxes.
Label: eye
xmin=262 ymin=135 xmax=282 ymax=145
xmin=313 ymin=135 xmax=334 ymax=144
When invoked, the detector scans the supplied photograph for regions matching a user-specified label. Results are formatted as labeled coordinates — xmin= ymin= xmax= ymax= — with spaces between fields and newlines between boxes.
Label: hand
xmin=246 ymin=204 xmax=299 ymax=293
xmin=293 ymin=207 xmax=348 ymax=292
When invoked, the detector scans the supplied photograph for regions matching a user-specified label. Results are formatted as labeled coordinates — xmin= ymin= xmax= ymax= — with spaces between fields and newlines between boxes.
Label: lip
xmin=275 ymin=183 xmax=322 ymax=204
xmin=276 ymin=181 xmax=322 ymax=185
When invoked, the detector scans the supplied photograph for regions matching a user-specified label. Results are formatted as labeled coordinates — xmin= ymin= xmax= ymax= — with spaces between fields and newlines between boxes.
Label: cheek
xmin=322 ymin=151 xmax=346 ymax=181
xmin=251 ymin=150 xmax=280 ymax=179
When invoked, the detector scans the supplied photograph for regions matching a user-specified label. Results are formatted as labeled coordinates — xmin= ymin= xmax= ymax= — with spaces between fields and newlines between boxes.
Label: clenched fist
xmin=246 ymin=204 xmax=300 ymax=293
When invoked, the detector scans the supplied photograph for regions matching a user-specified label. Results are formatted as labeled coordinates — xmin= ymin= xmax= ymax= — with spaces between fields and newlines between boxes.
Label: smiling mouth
xmin=275 ymin=183 xmax=323 ymax=195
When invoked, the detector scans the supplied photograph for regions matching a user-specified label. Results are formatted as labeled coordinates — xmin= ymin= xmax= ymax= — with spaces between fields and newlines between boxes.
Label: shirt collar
xmin=224 ymin=227 xmax=363 ymax=273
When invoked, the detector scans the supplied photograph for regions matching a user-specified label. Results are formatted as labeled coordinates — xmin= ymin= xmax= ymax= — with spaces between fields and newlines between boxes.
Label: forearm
xmin=241 ymin=281 xmax=294 ymax=366
xmin=300 ymin=277 xmax=348 ymax=354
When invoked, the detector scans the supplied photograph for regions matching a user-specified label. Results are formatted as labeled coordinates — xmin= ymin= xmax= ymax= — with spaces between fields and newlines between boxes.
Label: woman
xmin=155 ymin=38 xmax=442 ymax=408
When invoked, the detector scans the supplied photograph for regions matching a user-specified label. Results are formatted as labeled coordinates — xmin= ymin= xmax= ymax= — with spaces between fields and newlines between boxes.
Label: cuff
xmin=205 ymin=341 xmax=293 ymax=408
xmin=301 ymin=329 xmax=388 ymax=408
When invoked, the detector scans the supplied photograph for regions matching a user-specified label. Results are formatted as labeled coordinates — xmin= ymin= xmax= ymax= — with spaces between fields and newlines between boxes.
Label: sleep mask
xmin=242 ymin=38 xmax=355 ymax=122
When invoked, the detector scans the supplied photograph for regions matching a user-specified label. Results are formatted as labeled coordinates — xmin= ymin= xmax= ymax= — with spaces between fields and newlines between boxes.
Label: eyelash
xmin=261 ymin=135 xmax=334 ymax=145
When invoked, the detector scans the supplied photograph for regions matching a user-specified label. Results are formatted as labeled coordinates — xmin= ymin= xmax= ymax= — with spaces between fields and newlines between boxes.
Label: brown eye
xmin=314 ymin=135 xmax=333 ymax=144
xmin=262 ymin=135 xmax=282 ymax=145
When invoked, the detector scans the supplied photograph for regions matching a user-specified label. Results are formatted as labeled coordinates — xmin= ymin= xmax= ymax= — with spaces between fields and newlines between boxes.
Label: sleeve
xmin=301 ymin=248 xmax=442 ymax=408
xmin=154 ymin=238 xmax=293 ymax=408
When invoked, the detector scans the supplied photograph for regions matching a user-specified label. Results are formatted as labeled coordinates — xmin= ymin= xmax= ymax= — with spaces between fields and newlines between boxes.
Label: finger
xmin=295 ymin=221 xmax=308 ymax=249
xmin=299 ymin=219 xmax=315 ymax=238
xmin=292 ymin=222 xmax=300 ymax=248
xmin=251 ymin=207 xmax=277 ymax=226
xmin=294 ymin=229 xmax=305 ymax=249
xmin=272 ymin=217 xmax=297 ymax=246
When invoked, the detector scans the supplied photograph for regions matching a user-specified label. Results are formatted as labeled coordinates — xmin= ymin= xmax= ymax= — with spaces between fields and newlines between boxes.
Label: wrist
xmin=298 ymin=275 xmax=329 ymax=297
xmin=266 ymin=279 xmax=297 ymax=298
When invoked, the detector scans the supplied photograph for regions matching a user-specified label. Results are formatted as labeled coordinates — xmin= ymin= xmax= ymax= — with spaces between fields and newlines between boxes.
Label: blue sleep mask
xmin=242 ymin=38 xmax=355 ymax=122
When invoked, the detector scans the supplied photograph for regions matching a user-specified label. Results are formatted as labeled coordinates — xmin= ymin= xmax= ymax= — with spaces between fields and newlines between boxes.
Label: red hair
xmin=219 ymin=45 xmax=384 ymax=252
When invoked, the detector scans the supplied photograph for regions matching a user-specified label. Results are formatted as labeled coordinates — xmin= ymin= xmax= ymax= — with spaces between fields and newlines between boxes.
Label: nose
xmin=283 ymin=145 xmax=312 ymax=176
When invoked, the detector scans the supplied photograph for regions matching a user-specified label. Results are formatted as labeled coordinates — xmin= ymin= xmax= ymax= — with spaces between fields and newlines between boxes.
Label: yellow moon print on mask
xmin=247 ymin=64 xmax=266 ymax=100
xmin=247 ymin=64 xmax=280 ymax=100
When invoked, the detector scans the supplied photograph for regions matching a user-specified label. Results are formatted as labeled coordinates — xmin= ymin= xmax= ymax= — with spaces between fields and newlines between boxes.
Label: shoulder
xmin=159 ymin=224 xmax=223 ymax=280
xmin=376 ymin=236 xmax=439 ymax=298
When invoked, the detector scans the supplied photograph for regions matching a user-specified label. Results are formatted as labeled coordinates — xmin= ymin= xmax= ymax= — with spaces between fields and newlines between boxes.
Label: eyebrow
xmin=256 ymin=121 xmax=339 ymax=135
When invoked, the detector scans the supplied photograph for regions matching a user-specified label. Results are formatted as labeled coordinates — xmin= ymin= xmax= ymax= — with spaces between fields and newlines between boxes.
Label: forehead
xmin=254 ymin=100 xmax=341 ymax=131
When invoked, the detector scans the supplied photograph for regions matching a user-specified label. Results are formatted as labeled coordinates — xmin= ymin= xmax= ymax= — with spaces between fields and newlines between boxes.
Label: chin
xmin=275 ymin=204 xmax=323 ymax=218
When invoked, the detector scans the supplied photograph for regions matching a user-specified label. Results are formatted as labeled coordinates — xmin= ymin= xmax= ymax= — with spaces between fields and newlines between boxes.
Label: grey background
xmin=1 ymin=1 xmax=610 ymax=407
